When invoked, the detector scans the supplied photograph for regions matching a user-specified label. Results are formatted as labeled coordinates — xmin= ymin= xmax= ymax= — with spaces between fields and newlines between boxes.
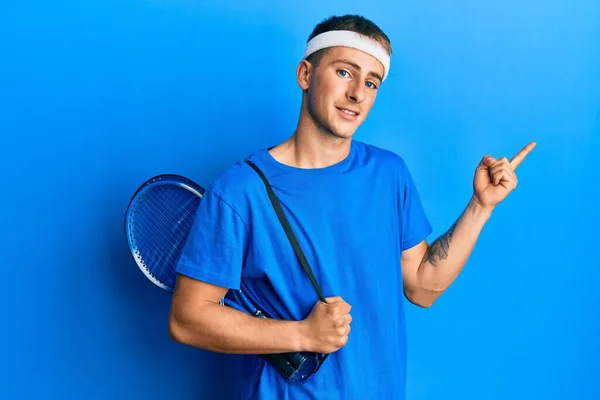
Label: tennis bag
xmin=240 ymin=160 xmax=329 ymax=384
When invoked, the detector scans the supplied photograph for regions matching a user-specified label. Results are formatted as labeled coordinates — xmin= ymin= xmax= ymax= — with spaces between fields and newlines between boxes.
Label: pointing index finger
xmin=510 ymin=141 xmax=537 ymax=170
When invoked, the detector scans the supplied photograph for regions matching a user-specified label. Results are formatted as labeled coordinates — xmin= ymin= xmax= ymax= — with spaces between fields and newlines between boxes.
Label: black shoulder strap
xmin=245 ymin=160 xmax=327 ymax=304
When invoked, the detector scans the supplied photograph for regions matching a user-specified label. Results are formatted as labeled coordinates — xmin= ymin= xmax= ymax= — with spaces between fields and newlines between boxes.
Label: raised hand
xmin=473 ymin=142 xmax=537 ymax=210
xmin=299 ymin=296 xmax=352 ymax=354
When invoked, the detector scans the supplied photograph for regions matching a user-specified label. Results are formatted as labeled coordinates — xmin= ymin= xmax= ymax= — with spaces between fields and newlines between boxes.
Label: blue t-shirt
xmin=176 ymin=140 xmax=432 ymax=400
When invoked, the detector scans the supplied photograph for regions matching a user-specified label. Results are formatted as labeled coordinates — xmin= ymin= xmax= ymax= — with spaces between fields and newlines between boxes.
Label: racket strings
xmin=129 ymin=185 xmax=201 ymax=288
xmin=134 ymin=202 xmax=195 ymax=284
xmin=137 ymin=188 xmax=197 ymax=266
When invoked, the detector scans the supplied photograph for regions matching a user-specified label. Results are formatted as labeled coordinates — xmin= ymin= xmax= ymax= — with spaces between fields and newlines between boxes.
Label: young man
xmin=169 ymin=14 xmax=535 ymax=400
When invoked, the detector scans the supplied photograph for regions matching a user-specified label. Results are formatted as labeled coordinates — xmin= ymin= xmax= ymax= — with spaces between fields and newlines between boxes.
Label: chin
xmin=330 ymin=123 xmax=360 ymax=139
xmin=333 ymin=130 xmax=356 ymax=139
xmin=321 ymin=126 xmax=355 ymax=140
xmin=312 ymin=113 xmax=361 ymax=140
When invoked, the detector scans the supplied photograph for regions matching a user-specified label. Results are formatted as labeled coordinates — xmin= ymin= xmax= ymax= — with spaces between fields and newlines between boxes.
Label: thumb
xmin=478 ymin=155 xmax=495 ymax=169
xmin=324 ymin=296 xmax=344 ymax=304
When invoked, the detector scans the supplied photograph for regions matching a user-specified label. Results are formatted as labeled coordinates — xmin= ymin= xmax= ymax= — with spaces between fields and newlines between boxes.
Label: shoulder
xmin=207 ymin=160 xmax=255 ymax=197
xmin=201 ymin=149 xmax=267 ymax=213
xmin=352 ymin=140 xmax=410 ymax=173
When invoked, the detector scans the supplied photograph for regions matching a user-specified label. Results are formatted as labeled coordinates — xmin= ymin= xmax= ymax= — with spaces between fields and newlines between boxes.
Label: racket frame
xmin=123 ymin=174 xmax=205 ymax=292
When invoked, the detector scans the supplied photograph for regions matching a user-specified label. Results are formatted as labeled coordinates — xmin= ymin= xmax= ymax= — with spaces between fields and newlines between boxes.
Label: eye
xmin=365 ymin=81 xmax=378 ymax=89
xmin=336 ymin=69 xmax=350 ymax=78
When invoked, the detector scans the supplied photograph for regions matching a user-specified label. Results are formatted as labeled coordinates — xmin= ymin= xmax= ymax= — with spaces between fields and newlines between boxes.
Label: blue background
xmin=1 ymin=1 xmax=598 ymax=399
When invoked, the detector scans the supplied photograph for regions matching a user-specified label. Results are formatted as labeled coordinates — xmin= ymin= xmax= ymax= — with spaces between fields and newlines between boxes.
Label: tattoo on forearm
xmin=425 ymin=223 xmax=456 ymax=267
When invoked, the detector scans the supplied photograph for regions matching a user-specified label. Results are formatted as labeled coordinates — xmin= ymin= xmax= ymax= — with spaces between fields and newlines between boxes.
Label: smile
xmin=336 ymin=107 xmax=359 ymax=120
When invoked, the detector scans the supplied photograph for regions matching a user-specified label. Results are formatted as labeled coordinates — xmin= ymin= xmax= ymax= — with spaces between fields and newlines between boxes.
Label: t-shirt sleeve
xmin=399 ymin=162 xmax=433 ymax=251
xmin=175 ymin=187 xmax=247 ymax=290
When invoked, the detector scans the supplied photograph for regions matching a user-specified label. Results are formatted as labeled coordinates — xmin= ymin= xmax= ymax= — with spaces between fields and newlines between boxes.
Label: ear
xmin=296 ymin=59 xmax=312 ymax=91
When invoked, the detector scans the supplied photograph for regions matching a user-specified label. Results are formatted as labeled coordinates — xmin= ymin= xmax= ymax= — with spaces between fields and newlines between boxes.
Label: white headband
xmin=303 ymin=30 xmax=390 ymax=82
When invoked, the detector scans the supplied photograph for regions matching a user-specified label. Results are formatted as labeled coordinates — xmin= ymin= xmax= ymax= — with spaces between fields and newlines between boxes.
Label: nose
xmin=346 ymin=81 xmax=366 ymax=103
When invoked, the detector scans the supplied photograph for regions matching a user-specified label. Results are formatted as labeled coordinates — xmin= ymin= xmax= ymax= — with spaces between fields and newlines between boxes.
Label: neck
xmin=269 ymin=105 xmax=352 ymax=169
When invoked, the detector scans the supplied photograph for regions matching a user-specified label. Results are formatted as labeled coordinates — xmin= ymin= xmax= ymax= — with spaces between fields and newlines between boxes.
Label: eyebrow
xmin=331 ymin=59 xmax=383 ymax=83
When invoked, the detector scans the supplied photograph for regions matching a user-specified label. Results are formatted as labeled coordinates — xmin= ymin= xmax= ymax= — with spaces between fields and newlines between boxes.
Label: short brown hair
xmin=305 ymin=15 xmax=392 ymax=66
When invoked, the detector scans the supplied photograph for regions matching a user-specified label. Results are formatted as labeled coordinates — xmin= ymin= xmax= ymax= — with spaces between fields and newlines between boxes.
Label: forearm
xmin=416 ymin=196 xmax=492 ymax=295
xmin=169 ymin=301 xmax=306 ymax=354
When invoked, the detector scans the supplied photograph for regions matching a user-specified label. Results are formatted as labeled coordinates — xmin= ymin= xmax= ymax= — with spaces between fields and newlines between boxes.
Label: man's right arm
xmin=168 ymin=275 xmax=306 ymax=354
xmin=168 ymin=274 xmax=352 ymax=355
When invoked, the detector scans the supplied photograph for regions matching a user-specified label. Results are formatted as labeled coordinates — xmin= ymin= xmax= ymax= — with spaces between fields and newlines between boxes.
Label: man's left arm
xmin=402 ymin=142 xmax=537 ymax=308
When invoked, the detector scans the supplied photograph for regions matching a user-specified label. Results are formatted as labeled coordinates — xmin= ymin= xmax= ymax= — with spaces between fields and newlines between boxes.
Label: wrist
xmin=468 ymin=195 xmax=494 ymax=220
xmin=294 ymin=320 xmax=315 ymax=352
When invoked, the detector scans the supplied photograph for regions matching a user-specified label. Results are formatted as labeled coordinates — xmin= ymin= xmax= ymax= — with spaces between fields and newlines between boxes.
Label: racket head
xmin=124 ymin=174 xmax=205 ymax=292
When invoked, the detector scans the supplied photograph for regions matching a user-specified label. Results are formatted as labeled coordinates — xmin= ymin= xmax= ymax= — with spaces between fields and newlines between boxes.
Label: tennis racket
xmin=123 ymin=173 xmax=325 ymax=384
xmin=123 ymin=174 xmax=268 ymax=314
xmin=124 ymin=174 xmax=204 ymax=292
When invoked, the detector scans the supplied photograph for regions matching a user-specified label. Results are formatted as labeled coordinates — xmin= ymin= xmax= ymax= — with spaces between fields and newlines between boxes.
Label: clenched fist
xmin=299 ymin=296 xmax=352 ymax=354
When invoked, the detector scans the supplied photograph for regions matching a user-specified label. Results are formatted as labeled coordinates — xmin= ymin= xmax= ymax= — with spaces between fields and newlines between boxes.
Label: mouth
xmin=336 ymin=106 xmax=360 ymax=120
